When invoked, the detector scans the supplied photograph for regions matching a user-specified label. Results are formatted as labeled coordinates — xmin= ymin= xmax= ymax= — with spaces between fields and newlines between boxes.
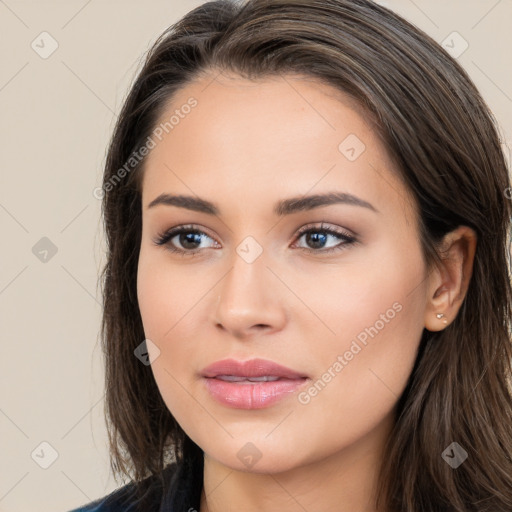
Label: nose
xmin=211 ymin=250 xmax=287 ymax=340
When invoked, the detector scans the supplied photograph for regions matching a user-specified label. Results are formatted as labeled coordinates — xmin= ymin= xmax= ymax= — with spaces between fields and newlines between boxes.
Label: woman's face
xmin=137 ymin=72 xmax=431 ymax=473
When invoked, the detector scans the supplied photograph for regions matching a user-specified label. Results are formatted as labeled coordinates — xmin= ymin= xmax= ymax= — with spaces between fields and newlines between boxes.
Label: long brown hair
xmin=98 ymin=0 xmax=512 ymax=510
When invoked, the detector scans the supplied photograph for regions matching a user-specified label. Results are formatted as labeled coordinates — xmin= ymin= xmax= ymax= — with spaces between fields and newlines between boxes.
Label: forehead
xmin=140 ymin=72 xmax=414 ymax=222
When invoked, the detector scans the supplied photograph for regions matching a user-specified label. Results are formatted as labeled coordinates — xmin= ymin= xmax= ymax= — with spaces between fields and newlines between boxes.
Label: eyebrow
xmin=146 ymin=191 xmax=378 ymax=216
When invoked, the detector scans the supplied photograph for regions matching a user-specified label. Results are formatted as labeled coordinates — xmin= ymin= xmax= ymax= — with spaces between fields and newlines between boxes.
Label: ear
xmin=424 ymin=225 xmax=477 ymax=332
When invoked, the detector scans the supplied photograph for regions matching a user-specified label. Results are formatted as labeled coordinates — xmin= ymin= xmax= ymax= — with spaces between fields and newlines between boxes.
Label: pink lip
xmin=201 ymin=358 xmax=309 ymax=409
xmin=200 ymin=358 xmax=308 ymax=379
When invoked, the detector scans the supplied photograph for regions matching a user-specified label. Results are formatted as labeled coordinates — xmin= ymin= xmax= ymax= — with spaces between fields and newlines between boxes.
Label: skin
xmin=136 ymin=71 xmax=477 ymax=512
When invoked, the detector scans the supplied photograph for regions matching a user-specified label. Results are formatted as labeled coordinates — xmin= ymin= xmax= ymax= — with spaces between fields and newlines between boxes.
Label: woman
xmin=70 ymin=0 xmax=512 ymax=510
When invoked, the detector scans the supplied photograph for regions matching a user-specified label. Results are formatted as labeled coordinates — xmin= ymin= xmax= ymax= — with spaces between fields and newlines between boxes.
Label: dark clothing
xmin=68 ymin=461 xmax=202 ymax=512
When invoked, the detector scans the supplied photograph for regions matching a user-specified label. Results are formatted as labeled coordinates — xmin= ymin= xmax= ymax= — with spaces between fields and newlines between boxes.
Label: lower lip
xmin=203 ymin=377 xmax=308 ymax=409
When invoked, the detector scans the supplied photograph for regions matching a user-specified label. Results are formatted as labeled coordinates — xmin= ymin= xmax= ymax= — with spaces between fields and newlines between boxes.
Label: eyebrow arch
xmin=146 ymin=191 xmax=378 ymax=216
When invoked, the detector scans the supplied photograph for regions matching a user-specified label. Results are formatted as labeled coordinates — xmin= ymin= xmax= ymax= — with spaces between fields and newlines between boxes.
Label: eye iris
xmin=180 ymin=232 xmax=202 ymax=249
xmin=307 ymin=231 xmax=327 ymax=249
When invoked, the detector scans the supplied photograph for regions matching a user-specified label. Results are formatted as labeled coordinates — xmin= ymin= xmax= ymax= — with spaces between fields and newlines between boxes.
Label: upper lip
xmin=201 ymin=358 xmax=308 ymax=379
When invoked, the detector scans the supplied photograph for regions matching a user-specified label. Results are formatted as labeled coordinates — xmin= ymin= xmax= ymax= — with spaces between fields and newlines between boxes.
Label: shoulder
xmin=67 ymin=481 xmax=143 ymax=512
xmin=67 ymin=463 xmax=178 ymax=512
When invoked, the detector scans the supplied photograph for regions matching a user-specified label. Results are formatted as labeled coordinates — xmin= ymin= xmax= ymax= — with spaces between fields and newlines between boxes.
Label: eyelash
xmin=153 ymin=223 xmax=357 ymax=256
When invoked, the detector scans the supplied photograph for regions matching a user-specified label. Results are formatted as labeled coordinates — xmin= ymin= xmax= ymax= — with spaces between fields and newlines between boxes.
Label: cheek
xmin=137 ymin=249 xmax=207 ymax=339
xmin=302 ymin=239 xmax=426 ymax=407
xmin=137 ymin=260 xmax=168 ymax=341
xmin=303 ymin=233 xmax=426 ymax=353
xmin=136 ymin=250 xmax=210 ymax=411
xmin=290 ymin=273 xmax=425 ymax=461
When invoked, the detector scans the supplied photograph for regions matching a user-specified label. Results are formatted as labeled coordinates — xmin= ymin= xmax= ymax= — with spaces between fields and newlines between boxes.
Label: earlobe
xmin=423 ymin=226 xmax=477 ymax=332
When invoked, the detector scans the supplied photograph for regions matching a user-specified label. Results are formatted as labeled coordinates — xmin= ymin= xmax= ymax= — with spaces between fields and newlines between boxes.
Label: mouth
xmin=200 ymin=357 xmax=308 ymax=380
xmin=211 ymin=375 xmax=298 ymax=383
xmin=200 ymin=358 xmax=309 ymax=409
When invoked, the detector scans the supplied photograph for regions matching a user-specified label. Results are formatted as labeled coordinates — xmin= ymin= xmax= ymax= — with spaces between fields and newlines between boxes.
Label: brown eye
xmin=153 ymin=225 xmax=218 ymax=255
xmin=293 ymin=224 xmax=357 ymax=254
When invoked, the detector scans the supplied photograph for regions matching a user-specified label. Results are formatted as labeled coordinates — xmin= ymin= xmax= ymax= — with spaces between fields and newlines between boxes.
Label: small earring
xmin=436 ymin=313 xmax=448 ymax=324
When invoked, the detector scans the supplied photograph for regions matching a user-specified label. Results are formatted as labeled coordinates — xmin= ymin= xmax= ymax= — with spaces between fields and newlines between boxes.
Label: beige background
xmin=0 ymin=1 xmax=510 ymax=511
